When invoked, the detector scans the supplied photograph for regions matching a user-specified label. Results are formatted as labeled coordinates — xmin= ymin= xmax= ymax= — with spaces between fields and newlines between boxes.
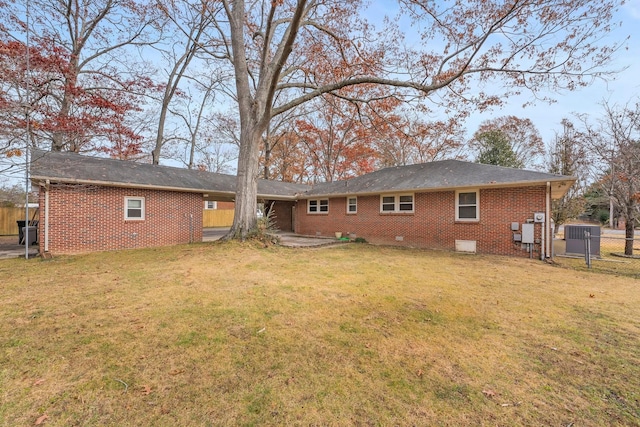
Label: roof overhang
xmin=30 ymin=176 xmax=299 ymax=202
xmin=31 ymin=168 xmax=576 ymax=201
xmin=298 ymin=178 xmax=576 ymax=200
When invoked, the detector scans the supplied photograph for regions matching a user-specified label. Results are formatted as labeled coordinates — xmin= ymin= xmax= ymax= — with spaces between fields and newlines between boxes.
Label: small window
xmin=382 ymin=196 xmax=395 ymax=212
xmin=380 ymin=194 xmax=414 ymax=213
xmin=399 ymin=195 xmax=413 ymax=211
xmin=125 ymin=197 xmax=145 ymax=220
xmin=205 ymin=201 xmax=217 ymax=210
xmin=347 ymin=197 xmax=357 ymax=214
xmin=308 ymin=199 xmax=329 ymax=213
xmin=456 ymin=190 xmax=479 ymax=221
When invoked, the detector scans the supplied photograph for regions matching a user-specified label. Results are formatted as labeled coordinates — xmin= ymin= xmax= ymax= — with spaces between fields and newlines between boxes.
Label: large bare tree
xmin=548 ymin=119 xmax=589 ymax=233
xmin=203 ymin=0 xmax=624 ymax=239
xmin=581 ymin=102 xmax=640 ymax=256
xmin=151 ymin=0 xmax=225 ymax=164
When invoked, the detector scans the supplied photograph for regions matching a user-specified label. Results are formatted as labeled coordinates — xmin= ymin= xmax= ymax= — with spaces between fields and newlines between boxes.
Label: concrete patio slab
xmin=0 ymin=228 xmax=348 ymax=259
xmin=204 ymin=228 xmax=349 ymax=248
xmin=0 ymin=237 xmax=39 ymax=259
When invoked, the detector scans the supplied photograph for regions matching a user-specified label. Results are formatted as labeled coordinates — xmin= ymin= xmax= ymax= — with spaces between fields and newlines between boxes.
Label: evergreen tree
xmin=475 ymin=130 xmax=523 ymax=168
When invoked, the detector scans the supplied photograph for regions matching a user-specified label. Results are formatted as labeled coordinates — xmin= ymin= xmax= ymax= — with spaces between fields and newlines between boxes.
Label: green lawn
xmin=1 ymin=242 xmax=639 ymax=426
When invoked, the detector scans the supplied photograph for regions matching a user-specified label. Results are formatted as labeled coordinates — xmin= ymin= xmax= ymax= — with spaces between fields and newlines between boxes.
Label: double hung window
xmin=456 ymin=190 xmax=479 ymax=221
xmin=125 ymin=197 xmax=145 ymax=220
xmin=380 ymin=194 xmax=414 ymax=213
xmin=347 ymin=197 xmax=357 ymax=213
xmin=308 ymin=199 xmax=329 ymax=213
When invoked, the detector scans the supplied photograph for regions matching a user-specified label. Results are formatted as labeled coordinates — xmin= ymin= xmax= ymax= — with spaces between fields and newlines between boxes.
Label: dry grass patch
xmin=1 ymin=242 xmax=639 ymax=426
xmin=554 ymin=235 xmax=640 ymax=278
xmin=555 ymin=253 xmax=640 ymax=278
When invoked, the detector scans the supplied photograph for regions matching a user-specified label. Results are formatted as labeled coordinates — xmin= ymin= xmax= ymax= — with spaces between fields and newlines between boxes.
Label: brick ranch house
xmin=30 ymin=150 xmax=574 ymax=258
xmin=29 ymin=150 xmax=307 ymax=255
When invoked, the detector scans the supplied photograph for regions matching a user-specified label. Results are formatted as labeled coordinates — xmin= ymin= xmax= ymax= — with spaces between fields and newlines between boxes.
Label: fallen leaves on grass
xmin=35 ymin=414 xmax=48 ymax=425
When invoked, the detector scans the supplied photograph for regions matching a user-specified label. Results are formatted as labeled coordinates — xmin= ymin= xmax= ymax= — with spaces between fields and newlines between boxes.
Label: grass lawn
xmin=1 ymin=242 xmax=639 ymax=426
xmin=554 ymin=232 xmax=640 ymax=279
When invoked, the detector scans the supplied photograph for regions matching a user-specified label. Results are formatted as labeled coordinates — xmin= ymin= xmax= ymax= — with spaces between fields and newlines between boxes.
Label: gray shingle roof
xmin=29 ymin=151 xmax=575 ymax=201
xmin=304 ymin=160 xmax=575 ymax=199
xmin=29 ymin=150 xmax=310 ymax=201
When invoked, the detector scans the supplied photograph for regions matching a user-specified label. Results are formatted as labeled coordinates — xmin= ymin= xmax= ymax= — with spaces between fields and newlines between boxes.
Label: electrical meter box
xmin=522 ymin=223 xmax=535 ymax=244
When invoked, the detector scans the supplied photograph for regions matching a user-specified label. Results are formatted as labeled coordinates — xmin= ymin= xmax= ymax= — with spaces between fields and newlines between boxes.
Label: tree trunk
xmin=152 ymin=96 xmax=172 ymax=165
xmin=151 ymin=89 xmax=179 ymax=165
xmin=52 ymin=51 xmax=81 ymax=152
xmin=51 ymin=90 xmax=72 ymax=151
xmin=624 ymin=211 xmax=635 ymax=256
xmin=263 ymin=137 xmax=271 ymax=179
xmin=188 ymin=131 xmax=196 ymax=169
xmin=228 ymin=119 xmax=263 ymax=239
xmin=609 ymin=197 xmax=615 ymax=230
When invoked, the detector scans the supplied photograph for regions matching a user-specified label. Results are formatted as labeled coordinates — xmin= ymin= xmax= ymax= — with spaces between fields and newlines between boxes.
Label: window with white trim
xmin=347 ymin=197 xmax=357 ymax=214
xmin=204 ymin=201 xmax=217 ymax=210
xmin=308 ymin=199 xmax=329 ymax=213
xmin=380 ymin=194 xmax=414 ymax=213
xmin=125 ymin=197 xmax=145 ymax=220
xmin=456 ymin=190 xmax=479 ymax=221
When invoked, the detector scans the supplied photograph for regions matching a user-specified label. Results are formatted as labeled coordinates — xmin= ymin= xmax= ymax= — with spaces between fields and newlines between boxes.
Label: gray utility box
xmin=565 ymin=225 xmax=600 ymax=256
xmin=521 ymin=223 xmax=535 ymax=244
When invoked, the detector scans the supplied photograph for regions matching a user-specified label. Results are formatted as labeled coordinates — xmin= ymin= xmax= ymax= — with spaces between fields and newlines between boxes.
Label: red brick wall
xmin=295 ymin=186 xmax=546 ymax=257
xmin=38 ymin=184 xmax=203 ymax=255
xmin=216 ymin=201 xmax=235 ymax=210
xmin=268 ymin=201 xmax=294 ymax=232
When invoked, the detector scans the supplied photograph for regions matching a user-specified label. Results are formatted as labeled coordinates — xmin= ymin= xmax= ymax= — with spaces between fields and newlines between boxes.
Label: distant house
xmin=30 ymin=150 xmax=574 ymax=257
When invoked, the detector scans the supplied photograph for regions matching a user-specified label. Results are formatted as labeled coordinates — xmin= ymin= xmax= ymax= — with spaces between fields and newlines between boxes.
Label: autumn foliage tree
xmin=266 ymin=130 xmax=309 ymax=183
xmin=293 ymin=95 xmax=380 ymax=182
xmin=374 ymin=115 xmax=465 ymax=168
xmin=1 ymin=0 xmax=626 ymax=240
xmin=202 ymin=0 xmax=624 ymax=239
xmin=0 ymin=0 xmax=158 ymax=157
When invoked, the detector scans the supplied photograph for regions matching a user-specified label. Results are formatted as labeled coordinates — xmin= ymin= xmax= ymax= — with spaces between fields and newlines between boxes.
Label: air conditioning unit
xmin=565 ymin=225 xmax=601 ymax=256
xmin=533 ymin=212 xmax=545 ymax=223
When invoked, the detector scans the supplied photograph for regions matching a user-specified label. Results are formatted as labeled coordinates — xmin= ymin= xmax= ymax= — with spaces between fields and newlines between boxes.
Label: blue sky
xmin=456 ymin=1 xmax=640 ymax=144
xmin=363 ymin=0 xmax=640 ymax=146
xmin=2 ymin=0 xmax=638 ymax=187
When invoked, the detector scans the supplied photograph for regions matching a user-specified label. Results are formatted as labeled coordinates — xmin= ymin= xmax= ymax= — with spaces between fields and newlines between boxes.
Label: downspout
xmin=545 ymin=182 xmax=551 ymax=259
xmin=44 ymin=179 xmax=50 ymax=253
xmin=540 ymin=220 xmax=545 ymax=260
